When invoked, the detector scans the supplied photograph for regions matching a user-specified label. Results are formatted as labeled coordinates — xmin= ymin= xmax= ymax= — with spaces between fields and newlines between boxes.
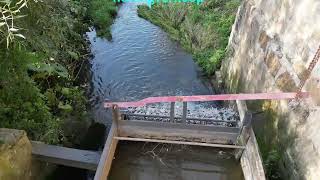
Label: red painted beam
xmin=104 ymin=92 xmax=309 ymax=108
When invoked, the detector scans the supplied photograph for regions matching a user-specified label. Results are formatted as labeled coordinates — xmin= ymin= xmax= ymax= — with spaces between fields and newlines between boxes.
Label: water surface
xmin=87 ymin=3 xmax=243 ymax=180
xmin=87 ymin=3 xmax=214 ymax=124
xmin=110 ymin=142 xmax=244 ymax=180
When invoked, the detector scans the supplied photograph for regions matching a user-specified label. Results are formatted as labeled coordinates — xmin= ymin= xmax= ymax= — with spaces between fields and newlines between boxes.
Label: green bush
xmin=0 ymin=0 xmax=94 ymax=144
xmin=197 ymin=49 xmax=225 ymax=74
xmin=88 ymin=0 xmax=117 ymax=38
xmin=0 ymin=47 xmax=61 ymax=144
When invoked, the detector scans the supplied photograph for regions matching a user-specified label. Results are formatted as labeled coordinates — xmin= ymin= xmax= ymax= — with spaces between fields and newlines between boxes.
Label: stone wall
xmin=221 ymin=0 xmax=320 ymax=179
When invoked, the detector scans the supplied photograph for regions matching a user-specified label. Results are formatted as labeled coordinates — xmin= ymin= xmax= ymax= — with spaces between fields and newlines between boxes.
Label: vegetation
xmin=0 ymin=0 xmax=117 ymax=145
xmin=228 ymin=70 xmax=286 ymax=180
xmin=255 ymin=108 xmax=282 ymax=180
xmin=88 ymin=0 xmax=118 ymax=38
xmin=247 ymin=100 xmax=286 ymax=180
xmin=0 ymin=0 xmax=89 ymax=144
xmin=138 ymin=0 xmax=239 ymax=75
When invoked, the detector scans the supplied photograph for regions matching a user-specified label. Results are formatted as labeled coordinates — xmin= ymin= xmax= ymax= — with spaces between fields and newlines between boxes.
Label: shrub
xmin=0 ymin=47 xmax=61 ymax=144
xmin=0 ymin=0 xmax=93 ymax=144
xmin=88 ymin=0 xmax=117 ymax=38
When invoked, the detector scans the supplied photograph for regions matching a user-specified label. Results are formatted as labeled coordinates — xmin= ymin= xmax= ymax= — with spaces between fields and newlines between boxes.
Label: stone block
xmin=259 ymin=31 xmax=271 ymax=51
xmin=0 ymin=128 xmax=32 ymax=180
xmin=276 ymin=72 xmax=298 ymax=91
xmin=305 ymin=77 xmax=320 ymax=106
xmin=293 ymin=62 xmax=308 ymax=80
xmin=264 ymin=51 xmax=281 ymax=77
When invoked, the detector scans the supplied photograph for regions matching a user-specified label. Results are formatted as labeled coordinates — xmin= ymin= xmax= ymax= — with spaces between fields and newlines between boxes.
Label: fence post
xmin=112 ymin=105 xmax=121 ymax=133
xmin=170 ymin=102 xmax=175 ymax=123
xmin=182 ymin=102 xmax=187 ymax=124
xmin=235 ymin=111 xmax=252 ymax=160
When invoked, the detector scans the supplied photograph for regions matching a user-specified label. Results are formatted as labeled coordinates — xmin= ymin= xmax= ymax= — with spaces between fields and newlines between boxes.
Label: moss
xmin=0 ymin=157 xmax=16 ymax=180
xmin=0 ymin=130 xmax=32 ymax=180
xmin=225 ymin=70 xmax=290 ymax=180
xmin=246 ymin=100 xmax=283 ymax=180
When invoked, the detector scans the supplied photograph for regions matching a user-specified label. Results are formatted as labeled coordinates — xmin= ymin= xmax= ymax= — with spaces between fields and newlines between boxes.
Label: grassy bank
xmin=88 ymin=0 xmax=118 ymax=38
xmin=0 ymin=0 xmax=116 ymax=145
xmin=138 ymin=0 xmax=239 ymax=75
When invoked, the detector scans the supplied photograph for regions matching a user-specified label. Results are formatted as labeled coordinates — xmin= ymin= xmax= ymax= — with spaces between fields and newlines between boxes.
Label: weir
xmin=29 ymin=92 xmax=309 ymax=179
xmin=93 ymin=92 xmax=305 ymax=180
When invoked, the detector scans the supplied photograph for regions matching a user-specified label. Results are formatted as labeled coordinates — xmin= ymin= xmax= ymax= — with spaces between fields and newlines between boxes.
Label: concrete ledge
xmin=31 ymin=141 xmax=100 ymax=171
xmin=240 ymin=128 xmax=266 ymax=180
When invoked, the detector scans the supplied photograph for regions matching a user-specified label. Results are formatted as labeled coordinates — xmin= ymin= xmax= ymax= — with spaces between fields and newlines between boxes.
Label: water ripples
xmin=87 ymin=3 xmax=215 ymax=123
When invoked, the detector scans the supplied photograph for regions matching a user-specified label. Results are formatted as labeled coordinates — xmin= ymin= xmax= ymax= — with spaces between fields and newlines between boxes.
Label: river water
xmin=87 ymin=3 xmax=243 ymax=180
xmin=87 ymin=3 xmax=215 ymax=124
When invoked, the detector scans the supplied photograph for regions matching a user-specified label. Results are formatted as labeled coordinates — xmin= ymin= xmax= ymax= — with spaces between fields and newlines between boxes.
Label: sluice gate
xmin=94 ymin=92 xmax=307 ymax=180
xmin=31 ymin=92 xmax=309 ymax=180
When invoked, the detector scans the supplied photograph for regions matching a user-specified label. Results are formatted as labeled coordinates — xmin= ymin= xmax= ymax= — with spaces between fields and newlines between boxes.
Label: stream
xmin=87 ymin=3 xmax=243 ymax=180
xmin=87 ymin=3 xmax=215 ymax=124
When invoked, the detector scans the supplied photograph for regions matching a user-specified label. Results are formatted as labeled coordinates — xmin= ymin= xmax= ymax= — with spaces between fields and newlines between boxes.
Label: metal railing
xmin=104 ymin=92 xmax=308 ymax=108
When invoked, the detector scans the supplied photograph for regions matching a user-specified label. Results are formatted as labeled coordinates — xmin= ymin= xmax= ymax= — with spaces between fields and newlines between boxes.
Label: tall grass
xmin=138 ymin=0 xmax=240 ymax=75
xmin=88 ymin=0 xmax=117 ymax=38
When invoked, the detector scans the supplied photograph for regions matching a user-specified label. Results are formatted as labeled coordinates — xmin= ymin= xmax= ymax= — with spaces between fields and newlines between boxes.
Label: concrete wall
xmin=221 ymin=0 xmax=320 ymax=179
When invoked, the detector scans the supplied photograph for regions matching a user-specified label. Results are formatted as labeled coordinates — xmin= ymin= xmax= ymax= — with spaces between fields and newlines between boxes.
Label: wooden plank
xmin=236 ymin=100 xmax=248 ymax=125
xmin=181 ymin=102 xmax=187 ymax=124
xmin=118 ymin=120 xmax=240 ymax=133
xmin=240 ymin=128 xmax=266 ymax=180
xmin=118 ymin=120 xmax=240 ymax=144
xmin=31 ymin=141 xmax=100 ymax=171
xmin=114 ymin=137 xmax=245 ymax=149
xmin=94 ymin=122 xmax=118 ymax=180
xmin=170 ymin=102 xmax=175 ymax=123
xmin=235 ymin=100 xmax=252 ymax=160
